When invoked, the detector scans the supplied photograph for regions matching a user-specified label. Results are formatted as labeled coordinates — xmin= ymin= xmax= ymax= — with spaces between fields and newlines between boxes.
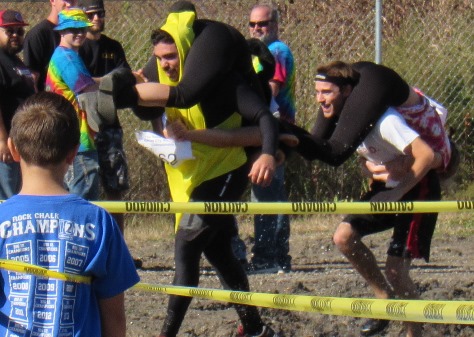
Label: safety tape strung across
xmin=134 ymin=283 xmax=474 ymax=325
xmin=0 ymin=259 xmax=91 ymax=284
xmin=91 ymin=200 xmax=474 ymax=215
xmin=1 ymin=200 xmax=474 ymax=214
xmin=1 ymin=259 xmax=473 ymax=325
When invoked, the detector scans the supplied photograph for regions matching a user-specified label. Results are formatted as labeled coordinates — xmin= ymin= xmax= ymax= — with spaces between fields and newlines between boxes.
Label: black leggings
xmin=160 ymin=165 xmax=263 ymax=337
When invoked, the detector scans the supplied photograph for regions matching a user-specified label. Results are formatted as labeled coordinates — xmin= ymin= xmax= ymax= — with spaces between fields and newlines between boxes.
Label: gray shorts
xmin=94 ymin=126 xmax=130 ymax=193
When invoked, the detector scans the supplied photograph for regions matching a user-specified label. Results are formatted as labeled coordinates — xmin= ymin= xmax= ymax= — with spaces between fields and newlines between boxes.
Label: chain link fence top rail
xmin=4 ymin=0 xmax=473 ymax=208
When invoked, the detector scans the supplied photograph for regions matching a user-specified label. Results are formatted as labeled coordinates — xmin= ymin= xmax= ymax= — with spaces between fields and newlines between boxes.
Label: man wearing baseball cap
xmin=0 ymin=9 xmax=36 ymax=200
xmin=45 ymin=8 xmax=102 ymax=201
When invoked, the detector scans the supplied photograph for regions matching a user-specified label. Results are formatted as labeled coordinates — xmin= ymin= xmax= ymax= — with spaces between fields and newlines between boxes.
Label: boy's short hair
xmin=10 ymin=92 xmax=80 ymax=166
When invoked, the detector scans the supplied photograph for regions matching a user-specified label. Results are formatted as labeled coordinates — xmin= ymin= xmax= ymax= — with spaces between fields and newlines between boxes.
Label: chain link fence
xmin=6 ymin=0 xmax=473 ymax=207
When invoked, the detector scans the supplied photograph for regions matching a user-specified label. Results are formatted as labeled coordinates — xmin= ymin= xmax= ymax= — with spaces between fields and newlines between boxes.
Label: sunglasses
xmin=64 ymin=28 xmax=87 ymax=35
xmin=248 ymin=20 xmax=273 ymax=28
xmin=86 ymin=10 xmax=106 ymax=19
xmin=0 ymin=27 xmax=25 ymax=37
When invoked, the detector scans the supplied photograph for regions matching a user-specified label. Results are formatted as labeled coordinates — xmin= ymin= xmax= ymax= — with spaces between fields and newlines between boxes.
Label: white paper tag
xmin=135 ymin=130 xmax=194 ymax=167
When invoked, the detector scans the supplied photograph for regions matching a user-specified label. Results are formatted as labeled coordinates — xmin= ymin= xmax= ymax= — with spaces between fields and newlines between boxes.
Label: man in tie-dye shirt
xmin=246 ymin=3 xmax=296 ymax=274
xmin=46 ymin=8 xmax=100 ymax=200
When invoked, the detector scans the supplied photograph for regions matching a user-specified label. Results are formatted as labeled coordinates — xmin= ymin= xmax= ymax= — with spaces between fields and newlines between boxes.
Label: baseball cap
xmin=78 ymin=0 xmax=105 ymax=13
xmin=0 ymin=10 xmax=29 ymax=27
xmin=54 ymin=8 xmax=93 ymax=31
xmin=169 ymin=1 xmax=196 ymax=13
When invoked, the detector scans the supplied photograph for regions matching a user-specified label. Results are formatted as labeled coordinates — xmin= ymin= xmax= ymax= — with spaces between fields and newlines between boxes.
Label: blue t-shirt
xmin=268 ymin=40 xmax=296 ymax=124
xmin=0 ymin=194 xmax=139 ymax=337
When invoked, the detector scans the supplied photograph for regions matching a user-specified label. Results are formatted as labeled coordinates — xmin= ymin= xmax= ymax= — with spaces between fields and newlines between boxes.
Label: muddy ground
xmin=124 ymin=214 xmax=474 ymax=337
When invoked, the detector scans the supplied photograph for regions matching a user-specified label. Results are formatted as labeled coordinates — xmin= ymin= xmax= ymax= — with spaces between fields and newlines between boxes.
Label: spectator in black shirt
xmin=23 ymin=0 xmax=76 ymax=91
xmin=78 ymin=0 xmax=130 ymax=235
xmin=0 ymin=10 xmax=36 ymax=199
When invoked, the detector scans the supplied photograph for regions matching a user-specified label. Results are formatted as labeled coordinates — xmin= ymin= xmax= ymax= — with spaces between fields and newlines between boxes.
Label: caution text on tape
xmin=92 ymin=200 xmax=474 ymax=214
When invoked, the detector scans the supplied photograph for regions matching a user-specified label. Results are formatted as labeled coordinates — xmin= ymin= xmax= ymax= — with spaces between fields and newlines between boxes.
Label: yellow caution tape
xmin=90 ymin=200 xmax=474 ymax=215
xmin=134 ymin=283 xmax=474 ymax=325
xmin=1 ymin=259 xmax=472 ymax=324
xmin=0 ymin=259 xmax=91 ymax=284
xmin=2 ymin=200 xmax=473 ymax=214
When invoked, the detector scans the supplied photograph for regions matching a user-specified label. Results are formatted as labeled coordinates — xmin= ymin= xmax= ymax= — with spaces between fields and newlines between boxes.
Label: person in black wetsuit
xmin=99 ymin=2 xmax=281 ymax=337
xmin=288 ymin=60 xmax=412 ymax=165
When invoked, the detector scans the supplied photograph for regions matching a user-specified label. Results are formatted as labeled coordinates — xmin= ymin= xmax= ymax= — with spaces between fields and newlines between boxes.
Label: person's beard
xmin=90 ymin=21 xmax=105 ymax=34
xmin=5 ymin=41 xmax=23 ymax=55
xmin=261 ymin=31 xmax=278 ymax=45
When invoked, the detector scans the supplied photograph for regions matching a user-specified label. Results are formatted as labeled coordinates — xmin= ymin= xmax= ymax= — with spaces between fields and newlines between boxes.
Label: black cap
xmin=78 ymin=0 xmax=105 ymax=13
xmin=169 ymin=1 xmax=196 ymax=13
xmin=0 ymin=10 xmax=28 ymax=27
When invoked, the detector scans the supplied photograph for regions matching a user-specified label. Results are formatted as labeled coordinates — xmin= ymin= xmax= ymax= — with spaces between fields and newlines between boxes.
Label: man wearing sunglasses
xmin=0 ymin=10 xmax=36 ymax=200
xmin=23 ymin=0 xmax=76 ymax=91
xmin=246 ymin=4 xmax=296 ymax=275
xmin=78 ymin=0 xmax=132 ymax=238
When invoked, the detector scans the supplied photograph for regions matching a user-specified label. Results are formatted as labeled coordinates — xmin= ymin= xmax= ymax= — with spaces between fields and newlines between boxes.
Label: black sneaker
xmin=360 ymin=319 xmax=389 ymax=336
xmin=133 ymin=258 xmax=143 ymax=269
xmin=277 ymin=264 xmax=291 ymax=274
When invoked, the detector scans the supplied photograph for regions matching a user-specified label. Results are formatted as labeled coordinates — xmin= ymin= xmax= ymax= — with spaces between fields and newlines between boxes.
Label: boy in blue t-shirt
xmin=0 ymin=92 xmax=139 ymax=337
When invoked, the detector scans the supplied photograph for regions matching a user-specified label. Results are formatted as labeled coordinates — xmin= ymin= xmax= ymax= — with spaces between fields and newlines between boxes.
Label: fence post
xmin=375 ymin=0 xmax=382 ymax=64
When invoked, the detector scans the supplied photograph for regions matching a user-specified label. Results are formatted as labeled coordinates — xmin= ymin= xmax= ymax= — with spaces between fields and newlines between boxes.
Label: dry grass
xmin=124 ymin=212 xmax=473 ymax=243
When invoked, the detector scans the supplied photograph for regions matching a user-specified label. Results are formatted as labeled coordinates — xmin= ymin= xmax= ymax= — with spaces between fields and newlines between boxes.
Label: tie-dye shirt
xmin=46 ymin=46 xmax=96 ymax=152
xmin=268 ymin=40 xmax=296 ymax=124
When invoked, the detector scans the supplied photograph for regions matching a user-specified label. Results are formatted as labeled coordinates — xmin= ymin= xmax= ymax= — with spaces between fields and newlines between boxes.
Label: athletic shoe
xmin=245 ymin=261 xmax=279 ymax=275
xmin=133 ymin=257 xmax=143 ymax=269
xmin=277 ymin=255 xmax=292 ymax=273
xmin=236 ymin=324 xmax=281 ymax=337
xmin=277 ymin=264 xmax=291 ymax=274
xmin=77 ymin=91 xmax=107 ymax=132
xmin=98 ymin=68 xmax=138 ymax=121
xmin=360 ymin=318 xmax=389 ymax=336
xmin=98 ymin=70 xmax=117 ymax=123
